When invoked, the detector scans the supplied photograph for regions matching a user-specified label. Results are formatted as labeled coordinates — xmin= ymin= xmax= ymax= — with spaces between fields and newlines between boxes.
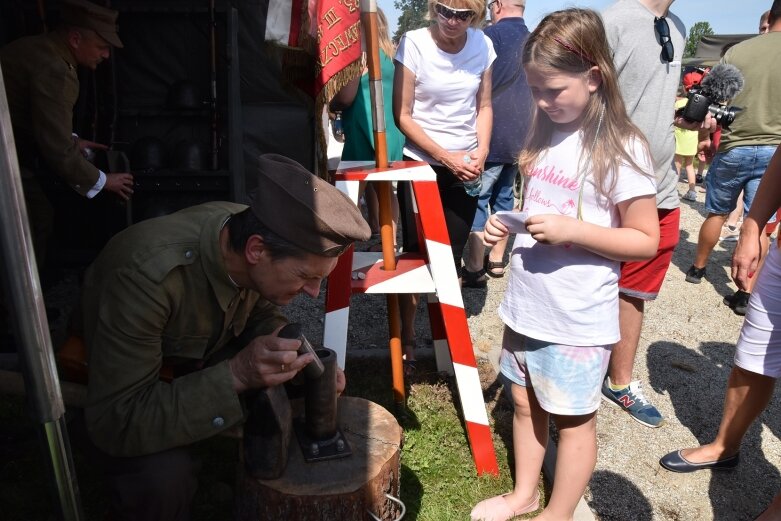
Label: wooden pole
xmin=360 ymin=0 xmax=405 ymax=408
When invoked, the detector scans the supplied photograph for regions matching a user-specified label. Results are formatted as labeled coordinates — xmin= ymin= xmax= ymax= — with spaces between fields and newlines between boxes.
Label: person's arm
xmin=330 ymin=73 xmax=362 ymax=111
xmin=84 ymin=270 xmax=302 ymax=457
xmin=392 ymin=61 xmax=480 ymax=180
xmin=732 ymin=147 xmax=781 ymax=289
xmin=524 ymin=194 xmax=659 ymax=261
xmin=30 ymin=65 xmax=100 ymax=195
xmin=470 ymin=65 xmax=493 ymax=172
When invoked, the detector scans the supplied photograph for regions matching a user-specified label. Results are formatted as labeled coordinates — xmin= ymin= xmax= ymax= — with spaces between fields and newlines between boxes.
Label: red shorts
xmin=765 ymin=210 xmax=781 ymax=235
xmin=619 ymin=207 xmax=680 ymax=301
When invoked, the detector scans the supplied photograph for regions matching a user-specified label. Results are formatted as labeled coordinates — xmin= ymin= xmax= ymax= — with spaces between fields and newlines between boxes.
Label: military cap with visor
xmin=250 ymin=154 xmax=371 ymax=255
xmin=60 ymin=0 xmax=123 ymax=48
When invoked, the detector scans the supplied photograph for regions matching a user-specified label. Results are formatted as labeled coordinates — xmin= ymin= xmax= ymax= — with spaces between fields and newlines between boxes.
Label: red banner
xmin=307 ymin=0 xmax=361 ymax=101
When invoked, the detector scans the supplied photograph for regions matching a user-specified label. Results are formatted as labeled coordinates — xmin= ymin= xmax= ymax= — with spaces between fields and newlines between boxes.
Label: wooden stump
xmin=236 ymin=396 xmax=403 ymax=521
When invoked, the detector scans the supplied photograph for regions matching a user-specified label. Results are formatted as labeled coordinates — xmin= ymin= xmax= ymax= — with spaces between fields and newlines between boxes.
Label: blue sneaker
xmin=601 ymin=377 xmax=665 ymax=428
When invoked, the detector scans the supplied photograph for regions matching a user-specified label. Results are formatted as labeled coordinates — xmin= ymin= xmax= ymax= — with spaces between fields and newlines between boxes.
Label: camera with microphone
xmin=678 ymin=64 xmax=744 ymax=130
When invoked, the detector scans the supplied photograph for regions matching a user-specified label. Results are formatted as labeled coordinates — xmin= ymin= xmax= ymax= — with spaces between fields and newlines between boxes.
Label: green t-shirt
xmin=719 ymin=32 xmax=781 ymax=151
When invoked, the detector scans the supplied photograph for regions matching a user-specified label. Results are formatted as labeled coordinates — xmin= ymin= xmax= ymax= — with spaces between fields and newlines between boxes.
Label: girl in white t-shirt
xmin=471 ymin=9 xmax=659 ymax=521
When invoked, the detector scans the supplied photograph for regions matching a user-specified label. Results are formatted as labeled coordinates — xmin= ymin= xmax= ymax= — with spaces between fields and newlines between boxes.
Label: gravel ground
xmin=285 ymin=176 xmax=781 ymax=521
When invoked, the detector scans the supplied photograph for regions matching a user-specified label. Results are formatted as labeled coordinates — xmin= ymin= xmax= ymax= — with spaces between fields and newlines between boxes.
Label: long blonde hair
xmin=375 ymin=8 xmax=396 ymax=58
xmin=519 ymin=9 xmax=651 ymax=199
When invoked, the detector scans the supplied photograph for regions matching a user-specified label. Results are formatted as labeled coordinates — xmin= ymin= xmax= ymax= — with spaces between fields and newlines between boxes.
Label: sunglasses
xmin=435 ymin=2 xmax=475 ymax=22
xmin=654 ymin=16 xmax=674 ymax=63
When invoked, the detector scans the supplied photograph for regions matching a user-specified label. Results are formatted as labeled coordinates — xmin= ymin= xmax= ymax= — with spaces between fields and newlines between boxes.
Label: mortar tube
xmin=304 ymin=348 xmax=338 ymax=441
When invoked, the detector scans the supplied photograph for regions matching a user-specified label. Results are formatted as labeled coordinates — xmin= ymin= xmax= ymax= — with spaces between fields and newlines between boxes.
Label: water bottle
xmin=332 ymin=112 xmax=344 ymax=142
xmin=462 ymin=154 xmax=481 ymax=196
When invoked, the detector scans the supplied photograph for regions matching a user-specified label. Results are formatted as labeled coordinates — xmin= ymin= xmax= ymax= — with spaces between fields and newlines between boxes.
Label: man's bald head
xmin=488 ymin=0 xmax=525 ymax=22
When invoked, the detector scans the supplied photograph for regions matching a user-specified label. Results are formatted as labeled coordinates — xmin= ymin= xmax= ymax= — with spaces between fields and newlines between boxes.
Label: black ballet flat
xmin=659 ymin=450 xmax=739 ymax=473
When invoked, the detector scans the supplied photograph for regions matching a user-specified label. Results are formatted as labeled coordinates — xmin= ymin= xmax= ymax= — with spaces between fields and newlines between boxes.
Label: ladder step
xmin=350 ymin=252 xmax=435 ymax=294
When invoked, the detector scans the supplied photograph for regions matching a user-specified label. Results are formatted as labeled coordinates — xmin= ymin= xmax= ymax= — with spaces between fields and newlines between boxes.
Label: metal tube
xmin=305 ymin=348 xmax=338 ymax=441
xmin=0 ymin=63 xmax=83 ymax=520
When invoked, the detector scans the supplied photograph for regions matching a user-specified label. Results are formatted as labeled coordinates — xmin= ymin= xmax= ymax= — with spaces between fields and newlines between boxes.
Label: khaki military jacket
xmin=80 ymin=202 xmax=286 ymax=457
xmin=0 ymin=32 xmax=100 ymax=194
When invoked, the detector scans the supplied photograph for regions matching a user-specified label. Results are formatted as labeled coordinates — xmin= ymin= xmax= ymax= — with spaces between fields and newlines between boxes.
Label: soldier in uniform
xmin=75 ymin=153 xmax=370 ymax=520
xmin=0 ymin=0 xmax=134 ymax=266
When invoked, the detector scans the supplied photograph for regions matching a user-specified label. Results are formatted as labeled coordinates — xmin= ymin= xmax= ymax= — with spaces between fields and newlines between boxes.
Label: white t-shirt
xmin=395 ymin=27 xmax=496 ymax=164
xmin=499 ymin=130 xmax=656 ymax=346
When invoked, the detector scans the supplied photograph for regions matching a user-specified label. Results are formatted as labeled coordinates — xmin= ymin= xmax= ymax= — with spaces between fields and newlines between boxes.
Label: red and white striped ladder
xmin=323 ymin=159 xmax=499 ymax=476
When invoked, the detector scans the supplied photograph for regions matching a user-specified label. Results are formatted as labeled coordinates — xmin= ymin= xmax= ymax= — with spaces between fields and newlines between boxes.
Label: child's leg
xmin=684 ymin=155 xmax=696 ymax=192
xmin=538 ymin=413 xmax=597 ymax=521
xmin=674 ymin=154 xmax=683 ymax=178
xmin=506 ymin=382 xmax=547 ymax=508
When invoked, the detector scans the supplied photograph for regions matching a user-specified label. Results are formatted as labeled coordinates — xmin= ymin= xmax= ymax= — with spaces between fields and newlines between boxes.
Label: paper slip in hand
xmin=495 ymin=211 xmax=529 ymax=234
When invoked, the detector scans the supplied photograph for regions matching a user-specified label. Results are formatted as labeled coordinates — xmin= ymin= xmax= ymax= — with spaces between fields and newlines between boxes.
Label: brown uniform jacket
xmin=0 ymin=32 xmax=100 ymax=194
xmin=80 ymin=202 xmax=286 ymax=457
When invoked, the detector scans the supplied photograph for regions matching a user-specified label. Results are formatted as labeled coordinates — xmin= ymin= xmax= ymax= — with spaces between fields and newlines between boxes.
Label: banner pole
xmin=360 ymin=0 xmax=405 ymax=408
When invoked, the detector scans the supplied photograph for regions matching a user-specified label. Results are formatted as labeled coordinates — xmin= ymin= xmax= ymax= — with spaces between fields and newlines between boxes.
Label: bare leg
xmin=490 ymin=383 xmax=547 ymax=512
xmin=608 ymin=294 xmax=644 ymax=385
xmin=465 ymin=231 xmax=486 ymax=273
xmin=399 ymin=293 xmax=419 ymax=362
xmin=694 ymin=213 xmax=729 ymax=268
xmin=726 ymin=193 xmax=744 ymax=229
xmin=536 ymin=413 xmax=598 ymax=521
xmin=487 ymin=236 xmax=509 ymax=271
xmin=684 ymin=156 xmax=696 ymax=193
xmin=680 ymin=366 xmax=776 ymax=463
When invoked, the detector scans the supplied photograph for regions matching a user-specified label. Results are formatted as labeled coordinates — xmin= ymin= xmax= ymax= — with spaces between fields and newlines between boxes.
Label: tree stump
xmin=235 ymin=396 xmax=403 ymax=521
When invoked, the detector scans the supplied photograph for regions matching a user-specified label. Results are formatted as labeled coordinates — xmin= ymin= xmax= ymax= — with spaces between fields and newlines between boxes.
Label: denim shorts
xmin=705 ymin=145 xmax=778 ymax=216
xmin=499 ymin=326 xmax=612 ymax=415
xmin=471 ymin=162 xmax=518 ymax=231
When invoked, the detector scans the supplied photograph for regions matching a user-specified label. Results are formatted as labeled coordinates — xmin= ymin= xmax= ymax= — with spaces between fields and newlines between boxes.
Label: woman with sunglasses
xmin=393 ymin=0 xmax=495 ymax=374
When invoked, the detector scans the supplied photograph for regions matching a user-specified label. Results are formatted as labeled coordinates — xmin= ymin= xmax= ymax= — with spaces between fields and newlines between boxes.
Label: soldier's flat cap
xmin=251 ymin=154 xmax=371 ymax=256
xmin=60 ymin=0 xmax=123 ymax=48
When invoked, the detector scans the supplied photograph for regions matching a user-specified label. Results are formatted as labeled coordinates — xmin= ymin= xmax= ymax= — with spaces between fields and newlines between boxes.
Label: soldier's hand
xmin=228 ymin=326 xmax=316 ymax=393
xmin=104 ymin=173 xmax=134 ymax=201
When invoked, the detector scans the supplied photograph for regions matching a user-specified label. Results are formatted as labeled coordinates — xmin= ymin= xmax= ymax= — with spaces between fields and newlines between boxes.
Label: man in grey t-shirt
xmin=600 ymin=0 xmax=694 ymax=428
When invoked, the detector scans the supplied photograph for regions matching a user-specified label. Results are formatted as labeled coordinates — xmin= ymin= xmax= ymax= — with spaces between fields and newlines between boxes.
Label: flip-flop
xmin=484 ymin=255 xmax=507 ymax=278
xmin=403 ymin=359 xmax=417 ymax=377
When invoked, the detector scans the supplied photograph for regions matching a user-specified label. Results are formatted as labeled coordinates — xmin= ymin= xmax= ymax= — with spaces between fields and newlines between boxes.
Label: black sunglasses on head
xmin=435 ymin=2 xmax=475 ymax=22
xmin=654 ymin=16 xmax=674 ymax=63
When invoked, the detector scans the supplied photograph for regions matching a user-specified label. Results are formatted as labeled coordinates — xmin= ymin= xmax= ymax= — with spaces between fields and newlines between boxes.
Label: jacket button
xmin=184 ymin=250 xmax=193 ymax=259
xmin=212 ymin=416 xmax=225 ymax=428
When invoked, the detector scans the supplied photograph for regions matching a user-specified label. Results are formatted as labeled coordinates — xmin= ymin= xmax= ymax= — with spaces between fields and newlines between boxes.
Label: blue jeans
xmin=471 ymin=162 xmax=518 ymax=231
xmin=705 ymin=145 xmax=778 ymax=216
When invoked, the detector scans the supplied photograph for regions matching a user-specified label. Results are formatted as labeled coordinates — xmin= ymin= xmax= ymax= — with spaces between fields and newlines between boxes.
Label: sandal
xmin=484 ymin=255 xmax=507 ymax=278
xmin=462 ymin=267 xmax=488 ymax=288
xmin=403 ymin=359 xmax=417 ymax=377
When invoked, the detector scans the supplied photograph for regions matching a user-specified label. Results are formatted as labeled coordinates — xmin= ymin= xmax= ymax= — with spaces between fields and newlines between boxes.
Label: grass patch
xmin=0 ymin=356 xmax=544 ymax=520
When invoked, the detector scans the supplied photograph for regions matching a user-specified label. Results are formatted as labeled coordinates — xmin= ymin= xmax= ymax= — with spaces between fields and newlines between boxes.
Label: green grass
xmin=0 ymin=357 xmax=544 ymax=520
